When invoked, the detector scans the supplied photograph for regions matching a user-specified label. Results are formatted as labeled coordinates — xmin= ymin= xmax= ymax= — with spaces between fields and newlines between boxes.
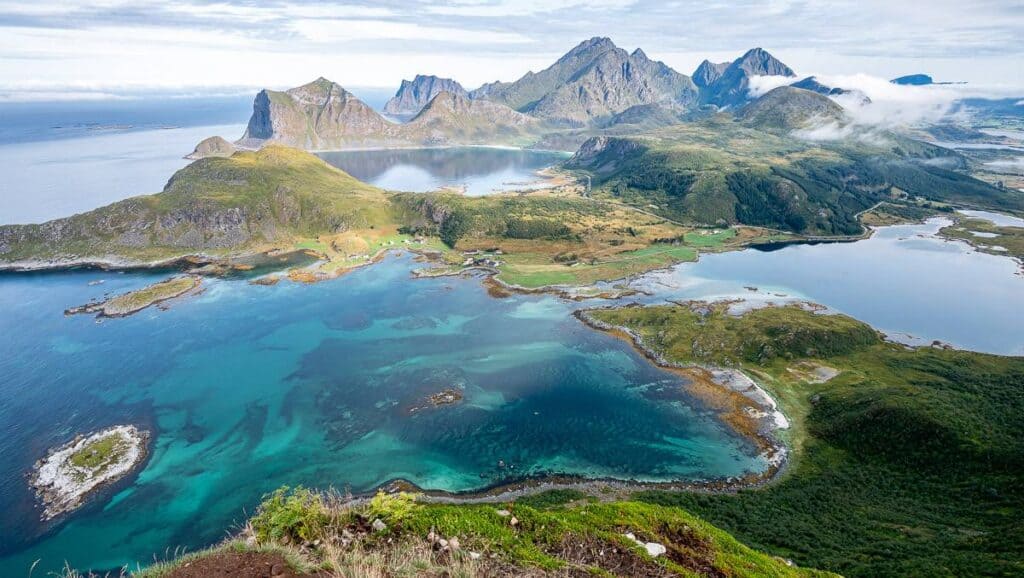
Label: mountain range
xmin=226 ymin=38 xmax=812 ymax=153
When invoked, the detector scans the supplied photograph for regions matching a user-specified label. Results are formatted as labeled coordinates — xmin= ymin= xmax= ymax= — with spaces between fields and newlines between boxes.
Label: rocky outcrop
xmin=384 ymin=75 xmax=468 ymax=118
xmin=701 ymin=48 xmax=796 ymax=108
xmin=474 ymin=37 xmax=699 ymax=126
xmin=565 ymin=136 xmax=645 ymax=174
xmin=185 ymin=136 xmax=236 ymax=160
xmin=237 ymin=77 xmax=541 ymax=150
xmin=238 ymin=78 xmax=403 ymax=150
xmin=404 ymin=91 xmax=540 ymax=145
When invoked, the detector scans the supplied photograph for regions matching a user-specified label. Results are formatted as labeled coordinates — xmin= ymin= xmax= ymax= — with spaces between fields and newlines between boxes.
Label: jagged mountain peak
xmin=383 ymin=74 xmax=468 ymax=117
xmin=734 ymin=47 xmax=795 ymax=77
xmin=693 ymin=60 xmax=730 ymax=88
xmin=700 ymin=48 xmax=795 ymax=108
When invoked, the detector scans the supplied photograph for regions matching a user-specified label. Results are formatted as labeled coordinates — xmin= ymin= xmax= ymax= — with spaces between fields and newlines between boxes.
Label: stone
xmin=469 ymin=551 xmax=482 ymax=560
xmin=510 ymin=516 xmax=519 ymax=527
xmin=371 ymin=518 xmax=387 ymax=532
xmin=448 ymin=537 xmax=461 ymax=551
xmin=495 ymin=509 xmax=511 ymax=517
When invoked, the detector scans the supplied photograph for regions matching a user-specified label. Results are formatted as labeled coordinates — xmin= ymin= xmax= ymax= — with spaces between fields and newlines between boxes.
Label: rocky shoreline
xmin=29 ymin=425 xmax=150 ymax=521
xmin=573 ymin=306 xmax=791 ymax=471
xmin=66 ymin=275 xmax=201 ymax=318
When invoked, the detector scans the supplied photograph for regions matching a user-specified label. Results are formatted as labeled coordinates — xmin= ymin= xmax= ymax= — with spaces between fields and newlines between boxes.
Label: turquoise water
xmin=317 ymin=147 xmax=569 ymax=195
xmin=0 ymin=255 xmax=763 ymax=575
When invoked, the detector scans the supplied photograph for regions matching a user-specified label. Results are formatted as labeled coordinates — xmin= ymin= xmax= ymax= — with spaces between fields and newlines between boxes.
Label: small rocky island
xmin=30 ymin=425 xmax=149 ymax=520
xmin=66 ymin=275 xmax=200 ymax=318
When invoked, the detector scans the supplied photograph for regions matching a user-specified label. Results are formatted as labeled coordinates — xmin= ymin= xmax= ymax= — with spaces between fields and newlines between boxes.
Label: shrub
xmin=251 ymin=486 xmax=331 ymax=543
xmin=367 ymin=491 xmax=420 ymax=526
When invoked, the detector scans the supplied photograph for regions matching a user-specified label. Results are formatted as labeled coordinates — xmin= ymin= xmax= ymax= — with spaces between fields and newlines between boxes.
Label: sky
xmin=1 ymin=0 xmax=1023 ymax=101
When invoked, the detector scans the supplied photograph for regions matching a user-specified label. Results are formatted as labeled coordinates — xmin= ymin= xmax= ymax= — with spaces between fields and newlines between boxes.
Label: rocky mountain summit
xmin=692 ymin=60 xmax=730 ymax=88
xmin=701 ymin=48 xmax=796 ymax=108
xmin=383 ymin=75 xmax=468 ymax=118
xmin=235 ymin=77 xmax=539 ymax=150
xmin=238 ymin=78 xmax=401 ymax=150
xmin=473 ymin=37 xmax=699 ymax=126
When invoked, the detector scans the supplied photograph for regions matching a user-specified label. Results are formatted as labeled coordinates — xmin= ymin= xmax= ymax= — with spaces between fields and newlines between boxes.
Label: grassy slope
xmin=125 ymin=488 xmax=833 ymax=578
xmin=0 ymin=146 xmax=393 ymax=262
xmin=567 ymin=118 xmax=1024 ymax=236
xmin=589 ymin=303 xmax=1024 ymax=577
xmin=392 ymin=191 xmax=759 ymax=288
xmin=940 ymin=216 xmax=1024 ymax=261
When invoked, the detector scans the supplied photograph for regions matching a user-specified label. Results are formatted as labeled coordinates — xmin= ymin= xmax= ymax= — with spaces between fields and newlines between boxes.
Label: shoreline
xmin=29 ymin=425 xmax=151 ymax=521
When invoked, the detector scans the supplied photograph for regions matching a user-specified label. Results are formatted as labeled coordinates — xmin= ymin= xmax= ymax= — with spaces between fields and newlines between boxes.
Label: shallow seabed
xmin=0 ymin=254 xmax=762 ymax=574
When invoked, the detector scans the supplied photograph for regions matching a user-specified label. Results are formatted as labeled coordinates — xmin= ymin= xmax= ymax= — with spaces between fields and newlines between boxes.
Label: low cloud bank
xmin=784 ymin=73 xmax=1024 ymax=142
xmin=746 ymin=75 xmax=797 ymax=98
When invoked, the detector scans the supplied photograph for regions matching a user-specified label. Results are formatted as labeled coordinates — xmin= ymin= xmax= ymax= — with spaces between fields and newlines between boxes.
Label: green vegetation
xmin=68 ymin=433 xmax=130 ymax=477
xmin=567 ymin=118 xmax=1023 ymax=236
xmin=166 ymin=488 xmax=831 ymax=577
xmin=590 ymin=303 xmax=1024 ymax=577
xmin=940 ymin=216 xmax=1024 ymax=262
xmin=98 ymin=276 xmax=199 ymax=316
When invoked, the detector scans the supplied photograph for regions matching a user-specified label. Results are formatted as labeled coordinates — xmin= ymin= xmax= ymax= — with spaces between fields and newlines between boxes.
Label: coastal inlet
xmin=0 ymin=253 xmax=766 ymax=574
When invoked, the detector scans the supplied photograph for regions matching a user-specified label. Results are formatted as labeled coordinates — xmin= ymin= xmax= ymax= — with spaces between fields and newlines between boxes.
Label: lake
xmin=317 ymin=147 xmax=570 ymax=195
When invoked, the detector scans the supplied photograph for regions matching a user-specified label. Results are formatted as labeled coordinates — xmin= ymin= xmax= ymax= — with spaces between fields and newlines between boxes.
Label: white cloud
xmin=287 ymin=19 xmax=532 ymax=44
xmin=747 ymin=75 xmax=798 ymax=97
xmin=425 ymin=0 xmax=636 ymax=17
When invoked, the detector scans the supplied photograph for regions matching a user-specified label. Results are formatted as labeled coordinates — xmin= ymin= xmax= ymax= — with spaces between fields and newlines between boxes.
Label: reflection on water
xmin=317 ymin=147 xmax=569 ymax=195
xmin=629 ymin=218 xmax=1024 ymax=355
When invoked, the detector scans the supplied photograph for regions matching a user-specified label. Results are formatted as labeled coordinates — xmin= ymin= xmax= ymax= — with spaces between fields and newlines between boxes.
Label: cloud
xmin=747 ymin=75 xmax=798 ymax=97
xmin=788 ymin=73 xmax=1023 ymax=143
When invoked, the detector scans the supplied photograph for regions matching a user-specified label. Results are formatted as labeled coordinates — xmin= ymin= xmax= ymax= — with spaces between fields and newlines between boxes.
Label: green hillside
xmin=590 ymin=303 xmax=1024 ymax=577
xmin=567 ymin=119 xmax=1024 ymax=235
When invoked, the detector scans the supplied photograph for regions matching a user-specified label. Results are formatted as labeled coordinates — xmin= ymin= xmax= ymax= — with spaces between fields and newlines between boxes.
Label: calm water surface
xmin=629 ymin=218 xmax=1024 ymax=355
xmin=317 ymin=147 xmax=569 ymax=195
xmin=0 ymin=256 xmax=762 ymax=574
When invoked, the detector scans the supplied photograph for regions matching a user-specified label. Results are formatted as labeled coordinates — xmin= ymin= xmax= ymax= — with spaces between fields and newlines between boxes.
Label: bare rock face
xmin=738 ymin=86 xmax=846 ymax=130
xmin=236 ymin=77 xmax=540 ymax=149
xmin=185 ymin=136 xmax=236 ymax=160
xmin=404 ymin=91 xmax=540 ymax=145
xmin=238 ymin=78 xmax=403 ymax=150
xmin=701 ymin=48 xmax=796 ymax=108
xmin=474 ymin=37 xmax=699 ymax=126
xmin=692 ymin=60 xmax=730 ymax=88
xmin=383 ymin=75 xmax=468 ymax=118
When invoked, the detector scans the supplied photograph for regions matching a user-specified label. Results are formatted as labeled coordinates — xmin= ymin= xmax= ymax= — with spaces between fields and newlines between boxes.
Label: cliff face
xmin=692 ymin=60 xmax=730 ymax=88
xmin=383 ymin=75 xmax=468 ymax=117
xmin=404 ymin=91 xmax=540 ymax=144
xmin=701 ymin=48 xmax=796 ymax=108
xmin=237 ymin=78 xmax=541 ymax=150
xmin=239 ymin=78 xmax=402 ymax=150
xmin=0 ymin=147 xmax=393 ymax=266
xmin=475 ymin=37 xmax=699 ymax=126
